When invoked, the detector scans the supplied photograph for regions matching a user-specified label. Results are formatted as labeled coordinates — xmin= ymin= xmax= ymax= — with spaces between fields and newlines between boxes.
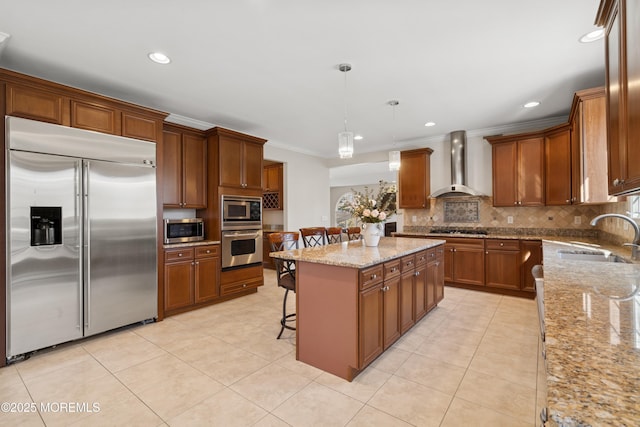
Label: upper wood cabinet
xmin=544 ymin=125 xmax=573 ymax=206
xmin=162 ymin=124 xmax=207 ymax=209
xmin=209 ymin=127 xmax=266 ymax=192
xmin=398 ymin=148 xmax=433 ymax=209
xmin=569 ymin=87 xmax=617 ymax=204
xmin=486 ymin=134 xmax=545 ymax=207
xmin=5 ymin=83 xmax=69 ymax=125
xmin=597 ymin=0 xmax=640 ymax=195
xmin=263 ymin=163 xmax=283 ymax=210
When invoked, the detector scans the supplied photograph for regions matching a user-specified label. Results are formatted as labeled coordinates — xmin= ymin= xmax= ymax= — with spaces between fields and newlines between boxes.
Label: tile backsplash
xmin=402 ymin=196 xmax=635 ymax=243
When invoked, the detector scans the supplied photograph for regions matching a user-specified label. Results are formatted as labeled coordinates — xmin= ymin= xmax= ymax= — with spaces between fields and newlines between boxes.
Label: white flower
xmin=371 ymin=209 xmax=379 ymax=218
xmin=363 ymin=209 xmax=371 ymax=217
xmin=370 ymin=199 xmax=376 ymax=207
xmin=378 ymin=212 xmax=387 ymax=221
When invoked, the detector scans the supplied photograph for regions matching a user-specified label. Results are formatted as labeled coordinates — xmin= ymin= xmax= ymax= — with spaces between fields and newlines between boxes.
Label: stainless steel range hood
xmin=430 ymin=130 xmax=483 ymax=198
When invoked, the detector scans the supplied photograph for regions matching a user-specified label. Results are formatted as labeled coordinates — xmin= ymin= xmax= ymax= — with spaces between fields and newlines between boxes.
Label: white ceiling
xmin=0 ymin=0 xmax=605 ymax=161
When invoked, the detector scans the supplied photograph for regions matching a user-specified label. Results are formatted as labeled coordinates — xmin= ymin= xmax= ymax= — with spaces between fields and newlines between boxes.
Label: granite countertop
xmin=542 ymin=239 xmax=640 ymax=426
xmin=163 ymin=239 xmax=220 ymax=249
xmin=269 ymin=236 xmax=445 ymax=268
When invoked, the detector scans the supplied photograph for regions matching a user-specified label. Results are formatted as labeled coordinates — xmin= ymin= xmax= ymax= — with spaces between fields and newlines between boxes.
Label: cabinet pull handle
xmin=415 ymin=271 xmax=420 ymax=277
xmin=371 ymin=274 xmax=377 ymax=279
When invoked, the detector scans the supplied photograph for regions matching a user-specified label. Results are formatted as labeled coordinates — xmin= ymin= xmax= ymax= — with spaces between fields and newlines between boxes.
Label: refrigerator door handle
xmin=83 ymin=160 xmax=91 ymax=330
xmin=76 ymin=160 xmax=83 ymax=331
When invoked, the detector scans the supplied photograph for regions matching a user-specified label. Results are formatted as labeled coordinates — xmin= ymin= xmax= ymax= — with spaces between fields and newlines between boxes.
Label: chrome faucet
xmin=590 ymin=213 xmax=640 ymax=260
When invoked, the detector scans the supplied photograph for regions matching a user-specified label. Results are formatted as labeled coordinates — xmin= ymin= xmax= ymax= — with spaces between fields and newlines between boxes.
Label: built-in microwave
xmin=164 ymin=218 xmax=205 ymax=244
xmin=221 ymin=195 xmax=262 ymax=230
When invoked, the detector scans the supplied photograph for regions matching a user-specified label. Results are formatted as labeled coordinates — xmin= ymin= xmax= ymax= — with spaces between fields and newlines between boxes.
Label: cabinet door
xmin=243 ymin=141 xmax=264 ymax=190
xmin=521 ymin=240 xmax=542 ymax=292
xmin=581 ymin=94 xmax=612 ymax=203
xmin=625 ymin=0 xmax=640 ymax=193
xmin=435 ymin=247 xmax=445 ymax=303
xmin=485 ymin=250 xmax=520 ymax=290
xmin=182 ymin=134 xmax=207 ymax=208
xmin=6 ymin=83 xmax=68 ymax=125
xmin=518 ymin=137 xmax=545 ymax=206
xmin=164 ymin=260 xmax=194 ymax=311
xmin=219 ymin=136 xmax=244 ymax=188
xmin=606 ymin=8 xmax=624 ymax=194
xmin=264 ymin=165 xmax=281 ymax=191
xmin=570 ymin=104 xmax=583 ymax=204
xmin=452 ymin=247 xmax=485 ymax=286
xmin=162 ymin=130 xmax=182 ymax=207
xmin=545 ymin=129 xmax=572 ymax=205
xmin=443 ymin=244 xmax=454 ymax=283
xmin=122 ymin=112 xmax=159 ymax=142
xmin=492 ymin=141 xmax=518 ymax=206
xmin=383 ymin=276 xmax=401 ymax=348
xmin=399 ymin=270 xmax=415 ymax=334
xmin=71 ymin=100 xmax=119 ymax=135
xmin=399 ymin=149 xmax=431 ymax=208
xmin=195 ymin=256 xmax=219 ymax=303
xmin=415 ymin=264 xmax=430 ymax=318
xmin=359 ymin=284 xmax=383 ymax=367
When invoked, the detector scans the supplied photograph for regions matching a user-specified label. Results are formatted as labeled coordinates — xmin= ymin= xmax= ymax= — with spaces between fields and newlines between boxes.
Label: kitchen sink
xmin=556 ymin=249 xmax=631 ymax=263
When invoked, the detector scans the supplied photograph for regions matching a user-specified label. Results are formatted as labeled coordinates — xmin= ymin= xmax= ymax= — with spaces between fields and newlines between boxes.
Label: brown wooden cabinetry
xmin=220 ymin=264 xmax=263 ymax=296
xmin=162 ymin=124 xmax=207 ymax=208
xmin=399 ymin=254 xmax=416 ymax=333
xmin=263 ymin=163 xmax=283 ymax=210
xmin=544 ymin=125 xmax=573 ymax=206
xmin=210 ymin=127 xmax=266 ymax=191
xmin=569 ymin=87 xmax=615 ymax=203
xmin=521 ymin=240 xmax=543 ymax=292
xmin=597 ymin=0 xmax=640 ymax=195
xmin=444 ymin=237 xmax=485 ymax=286
xmin=434 ymin=245 xmax=445 ymax=303
xmin=398 ymin=148 xmax=433 ymax=208
xmin=486 ymin=134 xmax=544 ymax=207
xmin=164 ymin=244 xmax=220 ymax=315
xmin=485 ymin=239 xmax=521 ymax=290
xmin=414 ymin=250 xmax=430 ymax=320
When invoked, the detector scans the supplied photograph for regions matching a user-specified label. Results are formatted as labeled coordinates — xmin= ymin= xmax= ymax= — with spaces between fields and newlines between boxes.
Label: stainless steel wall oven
xmin=221 ymin=195 xmax=262 ymax=269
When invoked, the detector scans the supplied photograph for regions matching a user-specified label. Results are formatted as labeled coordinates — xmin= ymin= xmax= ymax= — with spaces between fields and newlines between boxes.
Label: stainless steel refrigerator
xmin=6 ymin=116 xmax=157 ymax=360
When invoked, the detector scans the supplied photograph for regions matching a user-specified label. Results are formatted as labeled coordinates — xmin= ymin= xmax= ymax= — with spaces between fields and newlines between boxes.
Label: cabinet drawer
xmin=195 ymin=245 xmax=220 ymax=258
xmin=384 ymin=259 xmax=401 ymax=280
xmin=360 ymin=264 xmax=384 ymax=289
xmin=436 ymin=245 xmax=445 ymax=257
xmin=164 ymin=248 xmax=195 ymax=262
xmin=445 ymin=237 xmax=485 ymax=248
xmin=401 ymin=254 xmax=416 ymax=272
xmin=416 ymin=250 xmax=431 ymax=266
xmin=485 ymin=239 xmax=520 ymax=251
xmin=220 ymin=278 xmax=261 ymax=296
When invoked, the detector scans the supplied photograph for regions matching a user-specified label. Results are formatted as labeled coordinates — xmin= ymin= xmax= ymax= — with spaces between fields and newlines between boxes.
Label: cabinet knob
xmin=613 ymin=178 xmax=621 ymax=186
xmin=243 ymin=284 xmax=247 ymax=288
xmin=391 ymin=267 xmax=397 ymax=272
xmin=566 ymin=199 xmax=571 ymax=204
xmin=415 ymin=271 xmax=420 ymax=277
xmin=371 ymin=274 xmax=377 ymax=280
xmin=195 ymin=261 xmax=199 ymax=265
xmin=178 ymin=253 xmax=183 ymax=257
xmin=500 ymin=243 xmax=504 ymax=247
xmin=206 ymin=250 xmax=211 ymax=253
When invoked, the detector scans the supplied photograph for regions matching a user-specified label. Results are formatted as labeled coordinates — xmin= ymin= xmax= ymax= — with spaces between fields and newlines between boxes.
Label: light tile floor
xmin=0 ymin=270 xmax=542 ymax=426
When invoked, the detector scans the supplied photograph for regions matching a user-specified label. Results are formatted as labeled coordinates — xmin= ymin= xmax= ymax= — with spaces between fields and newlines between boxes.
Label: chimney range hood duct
xmin=429 ymin=130 xmax=483 ymax=198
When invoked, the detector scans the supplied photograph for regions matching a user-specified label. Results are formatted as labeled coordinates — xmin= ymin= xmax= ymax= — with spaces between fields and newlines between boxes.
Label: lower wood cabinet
xmin=220 ymin=264 xmax=264 ymax=296
xmin=444 ymin=237 xmax=485 ymax=286
xmin=400 ymin=254 xmax=417 ymax=334
xmin=164 ymin=245 xmax=220 ymax=314
xmin=485 ymin=239 xmax=521 ymax=290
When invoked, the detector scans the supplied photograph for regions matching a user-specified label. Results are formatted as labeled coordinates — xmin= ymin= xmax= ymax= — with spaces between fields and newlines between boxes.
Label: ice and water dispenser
xmin=30 ymin=207 xmax=62 ymax=246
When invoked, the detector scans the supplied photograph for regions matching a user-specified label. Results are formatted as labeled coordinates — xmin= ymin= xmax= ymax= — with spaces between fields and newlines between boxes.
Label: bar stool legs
xmin=278 ymin=287 xmax=296 ymax=339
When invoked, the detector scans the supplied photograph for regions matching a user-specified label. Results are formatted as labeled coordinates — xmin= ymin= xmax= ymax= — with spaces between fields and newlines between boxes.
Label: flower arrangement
xmin=339 ymin=180 xmax=397 ymax=224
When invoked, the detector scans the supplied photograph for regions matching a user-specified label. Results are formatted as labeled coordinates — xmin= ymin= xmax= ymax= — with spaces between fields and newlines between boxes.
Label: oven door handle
xmin=222 ymin=232 xmax=261 ymax=238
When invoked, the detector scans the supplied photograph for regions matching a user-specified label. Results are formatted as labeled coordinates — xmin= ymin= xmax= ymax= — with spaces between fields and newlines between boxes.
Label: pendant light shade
xmin=388 ymin=150 xmax=401 ymax=170
xmin=388 ymin=100 xmax=400 ymax=171
xmin=338 ymin=63 xmax=354 ymax=159
xmin=338 ymin=131 xmax=354 ymax=159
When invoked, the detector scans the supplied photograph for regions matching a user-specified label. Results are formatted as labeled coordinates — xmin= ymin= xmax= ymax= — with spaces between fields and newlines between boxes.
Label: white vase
xmin=362 ymin=223 xmax=382 ymax=247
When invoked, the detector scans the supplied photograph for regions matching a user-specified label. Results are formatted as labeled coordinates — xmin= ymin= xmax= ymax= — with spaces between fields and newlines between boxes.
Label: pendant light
xmin=388 ymin=100 xmax=401 ymax=171
xmin=338 ymin=63 xmax=354 ymax=159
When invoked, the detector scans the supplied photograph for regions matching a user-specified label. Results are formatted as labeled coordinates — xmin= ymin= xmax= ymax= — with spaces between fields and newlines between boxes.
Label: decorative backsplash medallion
xmin=444 ymin=200 xmax=479 ymax=223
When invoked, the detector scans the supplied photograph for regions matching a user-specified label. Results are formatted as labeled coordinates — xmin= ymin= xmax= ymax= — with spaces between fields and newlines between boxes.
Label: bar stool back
xmin=299 ymin=227 xmax=327 ymax=247
xmin=268 ymin=231 xmax=300 ymax=339
xmin=325 ymin=227 xmax=343 ymax=244
xmin=347 ymin=226 xmax=362 ymax=241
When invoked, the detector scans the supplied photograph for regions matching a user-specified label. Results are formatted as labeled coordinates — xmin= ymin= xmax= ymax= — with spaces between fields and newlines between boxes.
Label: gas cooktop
xmin=429 ymin=228 xmax=488 ymax=235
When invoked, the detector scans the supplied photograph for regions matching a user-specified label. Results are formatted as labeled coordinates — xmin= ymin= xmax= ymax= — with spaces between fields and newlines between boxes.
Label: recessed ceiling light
xmin=148 ymin=52 xmax=171 ymax=64
xmin=424 ymin=122 xmax=436 ymax=127
xmin=354 ymin=135 xmax=363 ymax=140
xmin=579 ymin=29 xmax=604 ymax=43
xmin=524 ymin=101 xmax=541 ymax=108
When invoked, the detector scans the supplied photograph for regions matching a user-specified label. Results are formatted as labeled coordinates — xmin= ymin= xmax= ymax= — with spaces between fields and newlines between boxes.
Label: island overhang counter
xmin=270 ymin=236 xmax=446 ymax=381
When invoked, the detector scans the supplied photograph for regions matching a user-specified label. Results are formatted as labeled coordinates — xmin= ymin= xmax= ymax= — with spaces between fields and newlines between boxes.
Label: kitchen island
xmin=270 ymin=236 xmax=445 ymax=381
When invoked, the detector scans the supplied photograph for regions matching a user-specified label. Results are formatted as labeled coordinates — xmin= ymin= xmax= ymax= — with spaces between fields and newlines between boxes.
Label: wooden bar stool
xmin=325 ymin=227 xmax=343 ymax=244
xmin=347 ymin=226 xmax=362 ymax=241
xmin=299 ymin=227 xmax=327 ymax=247
xmin=268 ymin=231 xmax=299 ymax=339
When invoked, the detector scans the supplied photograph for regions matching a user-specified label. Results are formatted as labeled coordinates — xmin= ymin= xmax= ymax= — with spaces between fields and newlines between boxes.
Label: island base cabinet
xmin=359 ymin=284 xmax=384 ymax=367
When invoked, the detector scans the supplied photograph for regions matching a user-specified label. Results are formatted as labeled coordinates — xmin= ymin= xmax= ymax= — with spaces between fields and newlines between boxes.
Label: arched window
xmin=335 ymin=192 xmax=357 ymax=228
